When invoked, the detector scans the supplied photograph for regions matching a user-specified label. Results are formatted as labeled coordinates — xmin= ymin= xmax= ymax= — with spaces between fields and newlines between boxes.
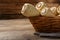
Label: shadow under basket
xmin=29 ymin=16 xmax=60 ymax=33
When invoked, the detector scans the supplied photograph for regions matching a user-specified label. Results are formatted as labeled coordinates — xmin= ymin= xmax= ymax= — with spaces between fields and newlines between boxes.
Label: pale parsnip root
xmin=35 ymin=2 xmax=46 ymax=12
xmin=50 ymin=7 xmax=58 ymax=16
xmin=21 ymin=3 xmax=40 ymax=17
xmin=40 ymin=7 xmax=56 ymax=17
xmin=57 ymin=6 xmax=60 ymax=15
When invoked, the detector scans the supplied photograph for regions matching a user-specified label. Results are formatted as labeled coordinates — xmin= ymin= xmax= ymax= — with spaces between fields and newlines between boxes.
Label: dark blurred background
xmin=0 ymin=0 xmax=60 ymax=19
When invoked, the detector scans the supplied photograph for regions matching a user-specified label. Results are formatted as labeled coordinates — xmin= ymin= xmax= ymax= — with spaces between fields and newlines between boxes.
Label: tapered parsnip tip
xmin=35 ymin=2 xmax=46 ymax=12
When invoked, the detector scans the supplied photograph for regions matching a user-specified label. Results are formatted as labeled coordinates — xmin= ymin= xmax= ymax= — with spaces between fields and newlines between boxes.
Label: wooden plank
xmin=0 ymin=9 xmax=20 ymax=14
xmin=0 ymin=0 xmax=38 ymax=3
xmin=46 ymin=0 xmax=60 ymax=3
xmin=0 ymin=3 xmax=37 ymax=14
xmin=46 ymin=3 xmax=59 ymax=7
xmin=0 ymin=3 xmax=59 ymax=14
xmin=0 ymin=0 xmax=59 ymax=3
xmin=0 ymin=3 xmax=59 ymax=9
xmin=0 ymin=3 xmax=59 ymax=10
xmin=0 ymin=4 xmax=18 ymax=9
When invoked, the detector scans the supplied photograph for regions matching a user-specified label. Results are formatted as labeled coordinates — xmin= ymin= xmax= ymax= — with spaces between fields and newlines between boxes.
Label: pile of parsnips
xmin=21 ymin=2 xmax=60 ymax=17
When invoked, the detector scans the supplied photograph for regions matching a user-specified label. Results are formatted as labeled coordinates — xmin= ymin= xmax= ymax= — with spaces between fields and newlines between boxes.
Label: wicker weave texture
xmin=29 ymin=16 xmax=60 ymax=33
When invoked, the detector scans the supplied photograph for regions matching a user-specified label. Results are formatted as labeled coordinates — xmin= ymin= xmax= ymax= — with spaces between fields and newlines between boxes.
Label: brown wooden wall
xmin=0 ymin=0 xmax=60 ymax=14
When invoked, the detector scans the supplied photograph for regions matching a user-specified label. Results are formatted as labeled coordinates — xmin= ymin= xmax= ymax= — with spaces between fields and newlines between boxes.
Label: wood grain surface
xmin=0 ymin=0 xmax=60 ymax=14
xmin=29 ymin=16 xmax=60 ymax=33
xmin=0 ymin=19 xmax=60 ymax=40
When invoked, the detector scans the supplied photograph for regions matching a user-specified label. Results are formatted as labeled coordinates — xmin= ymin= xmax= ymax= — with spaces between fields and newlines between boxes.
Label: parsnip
xmin=57 ymin=6 xmax=60 ymax=15
xmin=40 ymin=7 xmax=55 ymax=17
xmin=50 ymin=7 xmax=58 ymax=16
xmin=21 ymin=3 xmax=40 ymax=17
xmin=35 ymin=2 xmax=46 ymax=12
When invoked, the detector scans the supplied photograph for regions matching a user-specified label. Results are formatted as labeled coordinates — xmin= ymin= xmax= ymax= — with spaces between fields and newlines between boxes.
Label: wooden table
xmin=0 ymin=19 xmax=60 ymax=40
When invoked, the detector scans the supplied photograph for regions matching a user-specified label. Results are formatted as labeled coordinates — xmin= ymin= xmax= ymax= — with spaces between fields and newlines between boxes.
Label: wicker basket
xmin=29 ymin=16 xmax=60 ymax=33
